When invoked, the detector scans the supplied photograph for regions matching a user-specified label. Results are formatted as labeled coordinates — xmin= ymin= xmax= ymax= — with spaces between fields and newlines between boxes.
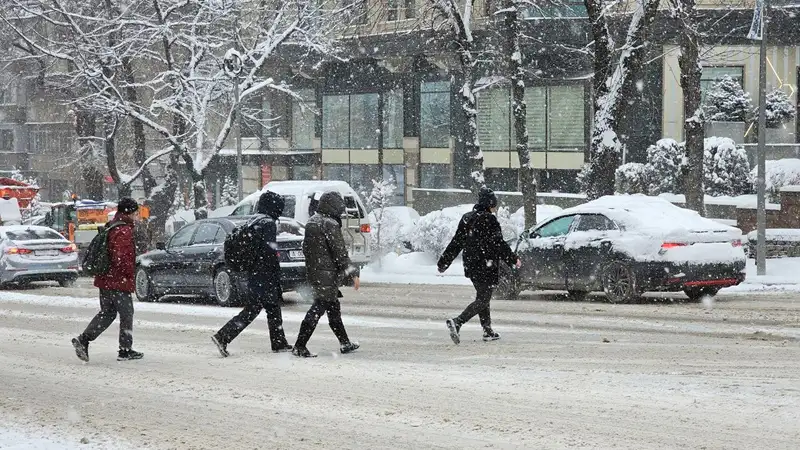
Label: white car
xmin=0 ymin=225 xmax=80 ymax=287
xmin=232 ymin=180 xmax=373 ymax=267
xmin=499 ymin=195 xmax=747 ymax=302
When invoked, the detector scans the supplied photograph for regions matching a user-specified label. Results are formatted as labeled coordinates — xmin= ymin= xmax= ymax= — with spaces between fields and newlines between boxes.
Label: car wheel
xmin=58 ymin=278 xmax=76 ymax=288
xmin=567 ymin=290 xmax=589 ymax=301
xmin=135 ymin=268 xmax=157 ymax=302
xmin=496 ymin=262 xmax=520 ymax=300
xmin=684 ymin=287 xmax=720 ymax=302
xmin=213 ymin=266 xmax=239 ymax=307
xmin=601 ymin=261 xmax=639 ymax=304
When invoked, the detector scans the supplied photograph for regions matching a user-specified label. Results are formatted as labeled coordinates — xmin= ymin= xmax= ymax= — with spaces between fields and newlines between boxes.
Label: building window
xmin=420 ymin=81 xmax=450 ymax=148
xmin=29 ymin=128 xmax=73 ymax=155
xmin=350 ymin=164 xmax=381 ymax=196
xmin=477 ymin=84 xmax=585 ymax=152
xmin=240 ymin=95 xmax=270 ymax=139
xmin=476 ymin=87 xmax=511 ymax=151
xmin=387 ymin=0 xmax=415 ymax=21
xmin=292 ymin=165 xmax=314 ymax=180
xmin=419 ymin=164 xmax=451 ymax=189
xmin=0 ymin=129 xmax=14 ymax=152
xmin=292 ymin=89 xmax=316 ymax=150
xmin=700 ymin=66 xmax=744 ymax=102
xmin=383 ymin=89 xmax=404 ymax=149
xmin=323 ymin=164 xmax=350 ymax=183
xmin=0 ymin=88 xmax=9 ymax=104
xmin=382 ymin=164 xmax=405 ymax=205
xmin=485 ymin=168 xmax=518 ymax=191
xmin=522 ymin=0 xmax=587 ymax=18
xmin=322 ymin=93 xmax=381 ymax=149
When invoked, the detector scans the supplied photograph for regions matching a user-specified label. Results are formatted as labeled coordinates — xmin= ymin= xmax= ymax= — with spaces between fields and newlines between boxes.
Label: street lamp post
xmin=749 ymin=0 xmax=768 ymax=275
xmin=224 ymin=49 xmax=244 ymax=202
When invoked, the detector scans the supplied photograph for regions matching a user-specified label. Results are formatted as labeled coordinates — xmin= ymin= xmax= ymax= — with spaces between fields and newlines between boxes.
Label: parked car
xmin=0 ymin=225 xmax=79 ymax=287
xmin=497 ymin=195 xmax=746 ymax=303
xmin=232 ymin=180 xmax=373 ymax=267
xmin=134 ymin=217 xmax=306 ymax=306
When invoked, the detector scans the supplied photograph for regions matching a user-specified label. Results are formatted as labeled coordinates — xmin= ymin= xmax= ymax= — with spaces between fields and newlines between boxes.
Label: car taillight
xmin=731 ymin=239 xmax=743 ymax=247
xmin=360 ymin=224 xmax=371 ymax=233
xmin=61 ymin=244 xmax=78 ymax=253
xmin=6 ymin=247 xmax=33 ymax=255
xmin=661 ymin=242 xmax=687 ymax=249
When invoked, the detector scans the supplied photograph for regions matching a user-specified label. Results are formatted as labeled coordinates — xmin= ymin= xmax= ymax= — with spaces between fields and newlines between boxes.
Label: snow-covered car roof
xmin=558 ymin=195 xmax=740 ymax=236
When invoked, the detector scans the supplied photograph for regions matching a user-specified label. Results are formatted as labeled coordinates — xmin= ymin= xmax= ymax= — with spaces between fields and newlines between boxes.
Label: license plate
xmin=36 ymin=250 xmax=59 ymax=257
xmin=289 ymin=250 xmax=304 ymax=260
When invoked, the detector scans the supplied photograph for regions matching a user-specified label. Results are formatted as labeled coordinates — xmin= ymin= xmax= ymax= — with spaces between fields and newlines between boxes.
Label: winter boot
xmin=292 ymin=346 xmax=318 ymax=358
xmin=211 ymin=335 xmax=229 ymax=358
xmin=272 ymin=343 xmax=293 ymax=353
xmin=482 ymin=329 xmax=501 ymax=342
xmin=117 ymin=348 xmax=144 ymax=361
xmin=340 ymin=342 xmax=360 ymax=354
xmin=71 ymin=337 xmax=89 ymax=362
xmin=446 ymin=318 xmax=461 ymax=345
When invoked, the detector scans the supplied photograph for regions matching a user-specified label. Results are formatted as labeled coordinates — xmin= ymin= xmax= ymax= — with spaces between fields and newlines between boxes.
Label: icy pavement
xmin=0 ymin=285 xmax=798 ymax=449
xmin=363 ymin=252 xmax=800 ymax=291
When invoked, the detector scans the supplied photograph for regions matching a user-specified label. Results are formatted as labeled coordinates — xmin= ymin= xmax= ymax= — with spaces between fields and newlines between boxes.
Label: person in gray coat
xmin=292 ymin=191 xmax=360 ymax=358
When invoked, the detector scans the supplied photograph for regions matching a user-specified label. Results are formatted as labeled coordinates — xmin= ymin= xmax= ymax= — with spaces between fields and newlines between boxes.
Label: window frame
xmin=190 ymin=223 xmax=224 ymax=246
xmin=700 ymin=66 xmax=745 ymax=103
xmin=420 ymin=81 xmax=451 ymax=148
xmin=168 ymin=224 xmax=198 ymax=249
xmin=532 ymin=215 xmax=577 ymax=238
xmin=574 ymin=214 xmax=619 ymax=232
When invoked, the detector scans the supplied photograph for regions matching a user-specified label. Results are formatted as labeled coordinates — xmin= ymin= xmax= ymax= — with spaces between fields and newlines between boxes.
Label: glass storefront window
xmin=383 ymin=89 xmax=404 ymax=149
xmin=322 ymin=95 xmax=350 ymax=148
xmin=292 ymin=89 xmax=315 ymax=150
xmin=419 ymin=164 xmax=451 ymax=189
xmin=420 ymin=81 xmax=450 ymax=148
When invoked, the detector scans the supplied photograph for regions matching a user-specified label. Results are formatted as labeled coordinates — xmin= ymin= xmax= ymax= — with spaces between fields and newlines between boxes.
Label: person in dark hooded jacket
xmin=292 ymin=191 xmax=360 ymax=358
xmin=438 ymin=187 xmax=520 ymax=344
xmin=211 ymin=191 xmax=292 ymax=357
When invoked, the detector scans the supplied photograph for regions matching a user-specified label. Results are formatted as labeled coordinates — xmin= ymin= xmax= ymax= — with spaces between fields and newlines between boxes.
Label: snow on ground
xmin=0 ymin=422 xmax=126 ymax=449
xmin=362 ymin=251 xmax=800 ymax=291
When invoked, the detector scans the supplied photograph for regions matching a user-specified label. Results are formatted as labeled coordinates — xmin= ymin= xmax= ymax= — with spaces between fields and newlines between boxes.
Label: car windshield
xmin=5 ymin=229 xmax=64 ymax=241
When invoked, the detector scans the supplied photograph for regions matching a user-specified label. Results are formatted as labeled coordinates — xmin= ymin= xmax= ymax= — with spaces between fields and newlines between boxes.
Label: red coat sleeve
xmin=109 ymin=225 xmax=136 ymax=281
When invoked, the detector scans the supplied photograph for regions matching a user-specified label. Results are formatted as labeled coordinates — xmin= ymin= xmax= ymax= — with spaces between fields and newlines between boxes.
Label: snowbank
xmin=0 ymin=423 xmax=126 ymax=449
xmin=746 ymin=229 xmax=800 ymax=242
xmin=752 ymin=158 xmax=800 ymax=201
xmin=361 ymin=252 xmax=470 ymax=285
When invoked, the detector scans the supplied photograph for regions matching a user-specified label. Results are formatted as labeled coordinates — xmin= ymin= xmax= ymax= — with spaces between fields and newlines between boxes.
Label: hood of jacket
xmin=256 ymin=190 xmax=285 ymax=220
xmin=317 ymin=191 xmax=345 ymax=220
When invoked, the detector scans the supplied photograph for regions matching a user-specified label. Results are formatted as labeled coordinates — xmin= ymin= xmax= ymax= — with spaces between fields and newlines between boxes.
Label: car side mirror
xmin=156 ymin=242 xmax=166 ymax=250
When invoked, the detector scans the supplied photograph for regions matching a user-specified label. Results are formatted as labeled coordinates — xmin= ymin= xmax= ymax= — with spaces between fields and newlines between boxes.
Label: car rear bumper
xmin=638 ymin=260 xmax=746 ymax=291
xmin=1 ymin=268 xmax=79 ymax=284
xmin=280 ymin=263 xmax=307 ymax=291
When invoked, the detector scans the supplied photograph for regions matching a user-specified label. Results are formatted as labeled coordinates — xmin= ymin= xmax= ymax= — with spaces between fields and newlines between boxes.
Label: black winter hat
xmin=476 ymin=187 xmax=498 ymax=210
xmin=256 ymin=190 xmax=285 ymax=220
xmin=117 ymin=197 xmax=139 ymax=215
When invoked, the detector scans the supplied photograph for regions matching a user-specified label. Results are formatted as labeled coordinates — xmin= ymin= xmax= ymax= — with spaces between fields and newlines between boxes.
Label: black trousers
xmin=80 ymin=289 xmax=134 ymax=350
xmin=455 ymin=281 xmax=494 ymax=331
xmin=294 ymin=297 xmax=350 ymax=349
xmin=215 ymin=277 xmax=289 ymax=351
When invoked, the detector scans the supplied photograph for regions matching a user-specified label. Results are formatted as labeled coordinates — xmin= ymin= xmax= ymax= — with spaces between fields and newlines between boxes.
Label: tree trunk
xmin=102 ymin=114 xmax=132 ymax=198
xmin=582 ymin=0 xmax=660 ymax=199
xmin=505 ymin=0 xmax=537 ymax=228
xmin=147 ymin=154 xmax=180 ymax=247
xmin=459 ymin=45 xmax=485 ymax=193
xmin=75 ymin=111 xmax=104 ymax=199
xmin=121 ymin=57 xmax=156 ymax=197
xmin=678 ymin=0 xmax=705 ymax=215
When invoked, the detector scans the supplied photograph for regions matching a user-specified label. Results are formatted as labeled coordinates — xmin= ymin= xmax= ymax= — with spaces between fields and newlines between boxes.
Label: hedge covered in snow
xmin=752 ymin=158 xmax=800 ymax=202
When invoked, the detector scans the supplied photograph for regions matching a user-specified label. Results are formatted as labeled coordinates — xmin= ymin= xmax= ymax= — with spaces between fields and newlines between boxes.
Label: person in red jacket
xmin=72 ymin=198 xmax=142 ymax=362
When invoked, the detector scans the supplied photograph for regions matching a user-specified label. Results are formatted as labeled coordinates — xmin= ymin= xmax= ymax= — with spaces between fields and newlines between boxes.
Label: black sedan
xmin=134 ymin=216 xmax=307 ymax=306
xmin=497 ymin=196 xmax=747 ymax=303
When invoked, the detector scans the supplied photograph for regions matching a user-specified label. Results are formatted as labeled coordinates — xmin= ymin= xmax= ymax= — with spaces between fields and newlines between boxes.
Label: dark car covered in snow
xmin=134 ymin=216 xmax=306 ymax=306
xmin=497 ymin=195 xmax=746 ymax=303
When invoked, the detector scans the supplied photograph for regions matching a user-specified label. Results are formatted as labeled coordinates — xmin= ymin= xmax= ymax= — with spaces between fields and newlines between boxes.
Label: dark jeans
xmin=294 ymin=297 xmax=350 ymax=349
xmin=455 ymin=281 xmax=494 ymax=331
xmin=80 ymin=289 xmax=134 ymax=350
xmin=215 ymin=277 xmax=289 ymax=351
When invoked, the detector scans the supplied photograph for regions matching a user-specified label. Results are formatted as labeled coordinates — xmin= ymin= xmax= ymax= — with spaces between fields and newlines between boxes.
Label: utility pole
xmin=224 ymin=49 xmax=245 ymax=202
xmin=750 ymin=0 xmax=768 ymax=275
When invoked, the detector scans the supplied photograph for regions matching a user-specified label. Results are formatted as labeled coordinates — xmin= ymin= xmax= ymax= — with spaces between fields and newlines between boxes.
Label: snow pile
xmin=704 ymin=137 xmax=753 ymax=197
xmin=368 ymin=206 xmax=419 ymax=255
xmin=703 ymin=75 xmax=752 ymax=122
xmin=646 ymin=138 xmax=685 ymax=195
xmin=752 ymin=158 xmax=800 ymax=202
xmin=410 ymin=204 xmax=473 ymax=257
xmin=746 ymin=228 xmax=800 ymax=242
xmin=614 ymin=162 xmax=651 ymax=194
xmin=765 ymin=88 xmax=796 ymax=127
xmin=360 ymin=251 xmax=470 ymax=285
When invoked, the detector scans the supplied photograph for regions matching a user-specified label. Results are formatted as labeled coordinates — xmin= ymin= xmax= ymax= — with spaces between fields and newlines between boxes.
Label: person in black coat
xmin=438 ymin=187 xmax=520 ymax=344
xmin=211 ymin=191 xmax=292 ymax=357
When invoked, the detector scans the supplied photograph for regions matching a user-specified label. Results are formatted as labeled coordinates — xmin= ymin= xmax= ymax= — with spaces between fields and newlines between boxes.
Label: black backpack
xmin=82 ymin=221 xmax=125 ymax=276
xmin=224 ymin=216 xmax=264 ymax=272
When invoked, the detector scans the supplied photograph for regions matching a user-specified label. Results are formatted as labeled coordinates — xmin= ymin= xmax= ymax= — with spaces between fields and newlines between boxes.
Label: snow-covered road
xmin=0 ymin=283 xmax=798 ymax=449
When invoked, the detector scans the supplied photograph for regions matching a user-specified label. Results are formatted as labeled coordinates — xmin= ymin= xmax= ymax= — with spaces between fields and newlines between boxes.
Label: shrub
xmin=704 ymin=137 xmax=753 ymax=196
xmin=614 ymin=162 xmax=651 ymax=194
xmin=645 ymin=138 xmax=685 ymax=195
xmin=703 ymin=75 xmax=752 ymax=122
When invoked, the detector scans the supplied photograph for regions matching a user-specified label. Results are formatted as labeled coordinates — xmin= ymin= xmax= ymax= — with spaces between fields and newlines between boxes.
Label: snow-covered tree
xmin=703 ymin=75 xmax=752 ymax=122
xmin=219 ymin=176 xmax=239 ymax=207
xmin=765 ymin=89 xmax=796 ymax=128
xmin=1 ymin=0 xmax=351 ymax=220
xmin=753 ymin=158 xmax=800 ymax=202
xmin=410 ymin=205 xmax=472 ymax=257
xmin=365 ymin=179 xmax=397 ymax=259
xmin=646 ymin=138 xmax=686 ymax=195
xmin=426 ymin=0 xmax=485 ymax=191
xmin=579 ymin=0 xmax=661 ymax=199
xmin=704 ymin=137 xmax=753 ymax=196
xmin=615 ymin=162 xmax=651 ymax=194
